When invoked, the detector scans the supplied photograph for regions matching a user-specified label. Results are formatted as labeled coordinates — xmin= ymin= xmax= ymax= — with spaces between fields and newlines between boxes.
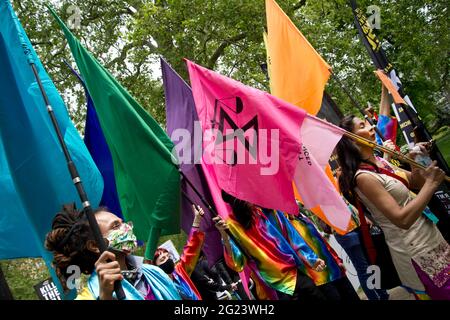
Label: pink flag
xmin=196 ymin=147 xmax=253 ymax=296
xmin=187 ymin=60 xmax=306 ymax=214
xmin=301 ymin=116 xmax=345 ymax=169
xmin=295 ymin=116 xmax=351 ymax=231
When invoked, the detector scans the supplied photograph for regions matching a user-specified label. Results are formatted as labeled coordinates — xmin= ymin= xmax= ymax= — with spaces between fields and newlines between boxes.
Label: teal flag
xmin=49 ymin=7 xmax=181 ymax=259
xmin=0 ymin=0 xmax=103 ymax=297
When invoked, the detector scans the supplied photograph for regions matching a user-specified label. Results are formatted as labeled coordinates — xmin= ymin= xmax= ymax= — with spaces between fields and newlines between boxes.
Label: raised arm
xmin=213 ymin=216 xmax=247 ymax=273
xmin=178 ymin=205 xmax=205 ymax=275
xmin=379 ymin=83 xmax=391 ymax=116
xmin=356 ymin=162 xmax=444 ymax=229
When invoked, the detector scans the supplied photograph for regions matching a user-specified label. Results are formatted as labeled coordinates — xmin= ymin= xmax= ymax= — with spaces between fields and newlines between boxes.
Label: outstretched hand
xmin=192 ymin=205 xmax=204 ymax=228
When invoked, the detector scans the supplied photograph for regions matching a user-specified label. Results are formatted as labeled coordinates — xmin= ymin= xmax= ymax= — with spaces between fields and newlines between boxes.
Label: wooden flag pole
xmin=310 ymin=115 xmax=450 ymax=182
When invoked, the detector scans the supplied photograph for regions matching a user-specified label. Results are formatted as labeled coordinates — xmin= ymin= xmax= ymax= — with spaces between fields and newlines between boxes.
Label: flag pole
xmin=29 ymin=63 xmax=126 ymax=300
xmin=181 ymin=189 xmax=196 ymax=206
xmin=178 ymin=169 xmax=251 ymax=256
xmin=178 ymin=169 xmax=219 ymax=217
xmin=310 ymin=115 xmax=450 ymax=182
xmin=331 ymin=73 xmax=386 ymax=141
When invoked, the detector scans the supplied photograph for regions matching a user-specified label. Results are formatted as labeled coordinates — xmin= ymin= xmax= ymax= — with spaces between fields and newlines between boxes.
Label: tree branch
xmin=105 ymin=42 xmax=135 ymax=69
xmin=292 ymin=0 xmax=307 ymax=11
xmin=207 ymin=33 xmax=246 ymax=69
xmin=31 ymin=41 xmax=51 ymax=46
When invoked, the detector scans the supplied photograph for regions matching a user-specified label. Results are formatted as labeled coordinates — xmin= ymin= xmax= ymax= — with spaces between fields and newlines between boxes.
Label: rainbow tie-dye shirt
xmin=284 ymin=212 xmax=344 ymax=286
xmin=223 ymin=207 xmax=319 ymax=296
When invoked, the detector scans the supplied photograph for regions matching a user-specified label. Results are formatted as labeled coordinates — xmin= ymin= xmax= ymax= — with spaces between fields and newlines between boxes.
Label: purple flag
xmin=161 ymin=58 xmax=222 ymax=266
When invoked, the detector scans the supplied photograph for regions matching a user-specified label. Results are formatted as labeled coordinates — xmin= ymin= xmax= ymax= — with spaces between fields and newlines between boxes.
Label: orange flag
xmin=265 ymin=0 xmax=350 ymax=234
xmin=265 ymin=0 xmax=331 ymax=115
xmin=374 ymin=70 xmax=407 ymax=105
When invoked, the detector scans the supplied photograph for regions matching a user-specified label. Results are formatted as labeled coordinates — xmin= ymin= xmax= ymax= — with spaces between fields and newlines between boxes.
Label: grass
xmin=0 ymin=258 xmax=50 ymax=300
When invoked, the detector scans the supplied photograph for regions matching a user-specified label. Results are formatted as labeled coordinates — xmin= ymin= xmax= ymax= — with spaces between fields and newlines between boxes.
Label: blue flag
xmin=0 ymin=0 xmax=103 ymax=297
xmin=84 ymin=93 xmax=124 ymax=219
xmin=0 ymin=139 xmax=41 ymax=259
xmin=64 ymin=63 xmax=124 ymax=220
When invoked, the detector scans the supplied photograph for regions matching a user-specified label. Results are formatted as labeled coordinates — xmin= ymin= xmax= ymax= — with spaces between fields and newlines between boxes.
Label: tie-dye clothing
xmin=172 ymin=271 xmax=199 ymax=300
xmin=247 ymin=261 xmax=279 ymax=300
xmin=77 ymin=261 xmax=181 ymax=300
xmin=263 ymin=209 xmax=319 ymax=267
xmin=375 ymin=114 xmax=398 ymax=145
xmin=223 ymin=207 xmax=318 ymax=295
xmin=173 ymin=229 xmax=205 ymax=300
xmin=284 ymin=212 xmax=344 ymax=286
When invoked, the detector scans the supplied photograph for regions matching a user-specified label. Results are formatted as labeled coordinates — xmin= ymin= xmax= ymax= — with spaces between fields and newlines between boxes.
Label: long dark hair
xmin=221 ymin=190 xmax=254 ymax=229
xmin=336 ymin=115 xmax=379 ymax=204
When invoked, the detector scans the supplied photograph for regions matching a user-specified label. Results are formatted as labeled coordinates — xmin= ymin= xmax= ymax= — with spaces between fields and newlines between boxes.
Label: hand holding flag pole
xmin=178 ymin=170 xmax=241 ymax=235
xmin=29 ymin=62 xmax=126 ymax=300
xmin=178 ymin=169 xmax=250 ymax=258
xmin=311 ymin=115 xmax=450 ymax=183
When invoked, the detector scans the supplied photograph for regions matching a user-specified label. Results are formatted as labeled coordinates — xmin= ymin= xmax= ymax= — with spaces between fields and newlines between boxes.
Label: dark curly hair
xmin=45 ymin=203 xmax=107 ymax=290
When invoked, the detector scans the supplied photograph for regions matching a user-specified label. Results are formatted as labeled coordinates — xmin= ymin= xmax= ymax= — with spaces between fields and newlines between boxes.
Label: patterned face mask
xmin=106 ymin=222 xmax=137 ymax=255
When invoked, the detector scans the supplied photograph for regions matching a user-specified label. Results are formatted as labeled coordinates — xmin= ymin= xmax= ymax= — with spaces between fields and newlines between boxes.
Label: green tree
xmin=4 ymin=0 xmax=449 ymax=300
xmin=13 ymin=0 xmax=449 ymax=130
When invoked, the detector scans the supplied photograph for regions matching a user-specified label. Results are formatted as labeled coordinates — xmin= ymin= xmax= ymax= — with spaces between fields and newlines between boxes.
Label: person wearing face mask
xmin=153 ymin=204 xmax=205 ymax=300
xmin=45 ymin=203 xmax=180 ymax=300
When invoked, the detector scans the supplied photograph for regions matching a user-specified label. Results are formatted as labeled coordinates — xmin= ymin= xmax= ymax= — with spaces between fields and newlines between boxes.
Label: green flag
xmin=49 ymin=7 xmax=180 ymax=259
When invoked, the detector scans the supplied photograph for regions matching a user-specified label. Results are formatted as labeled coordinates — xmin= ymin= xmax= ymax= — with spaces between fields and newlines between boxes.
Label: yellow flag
xmin=265 ymin=0 xmax=331 ymax=115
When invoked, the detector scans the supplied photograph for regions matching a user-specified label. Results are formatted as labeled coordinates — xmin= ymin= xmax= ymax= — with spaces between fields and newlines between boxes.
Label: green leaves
xmin=12 ymin=0 xmax=449 ymax=132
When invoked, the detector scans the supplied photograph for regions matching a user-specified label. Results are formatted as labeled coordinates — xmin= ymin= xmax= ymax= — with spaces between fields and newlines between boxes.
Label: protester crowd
xmin=1 ymin=0 xmax=448 ymax=302
xmin=44 ymin=86 xmax=450 ymax=300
